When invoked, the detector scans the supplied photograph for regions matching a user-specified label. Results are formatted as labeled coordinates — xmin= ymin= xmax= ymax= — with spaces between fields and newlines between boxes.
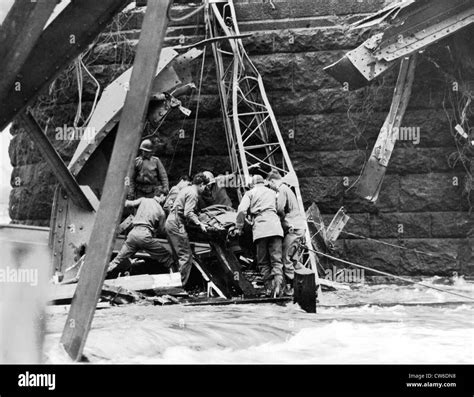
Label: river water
xmin=44 ymin=277 xmax=473 ymax=364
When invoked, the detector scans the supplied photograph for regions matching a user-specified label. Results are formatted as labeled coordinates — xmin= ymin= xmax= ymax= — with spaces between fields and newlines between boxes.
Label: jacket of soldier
xmin=127 ymin=196 xmax=167 ymax=235
xmin=163 ymin=181 xmax=192 ymax=213
xmin=130 ymin=155 xmax=169 ymax=196
xmin=276 ymin=183 xmax=307 ymax=231
xmin=236 ymin=183 xmax=283 ymax=241
xmin=202 ymin=174 xmax=233 ymax=207
xmin=170 ymin=185 xmax=201 ymax=226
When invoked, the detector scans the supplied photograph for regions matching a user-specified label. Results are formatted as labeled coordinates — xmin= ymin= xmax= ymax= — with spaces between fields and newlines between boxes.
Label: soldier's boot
xmin=262 ymin=279 xmax=273 ymax=297
xmin=272 ymin=275 xmax=284 ymax=298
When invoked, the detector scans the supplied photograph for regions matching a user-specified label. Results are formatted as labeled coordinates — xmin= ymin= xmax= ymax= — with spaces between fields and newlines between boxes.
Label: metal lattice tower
xmin=205 ymin=0 xmax=320 ymax=280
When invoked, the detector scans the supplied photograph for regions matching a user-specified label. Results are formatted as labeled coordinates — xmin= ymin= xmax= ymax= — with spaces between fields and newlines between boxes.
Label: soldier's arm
xmin=276 ymin=186 xmax=287 ymax=217
xmin=156 ymin=157 xmax=169 ymax=194
xmin=127 ymin=159 xmax=138 ymax=200
xmin=183 ymin=192 xmax=201 ymax=226
xmin=236 ymin=193 xmax=251 ymax=232
xmin=125 ymin=197 xmax=144 ymax=208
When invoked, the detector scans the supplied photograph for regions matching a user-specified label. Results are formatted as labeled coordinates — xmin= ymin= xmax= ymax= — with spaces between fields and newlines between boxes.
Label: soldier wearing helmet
xmin=128 ymin=139 xmax=169 ymax=200
xmin=235 ymin=174 xmax=285 ymax=297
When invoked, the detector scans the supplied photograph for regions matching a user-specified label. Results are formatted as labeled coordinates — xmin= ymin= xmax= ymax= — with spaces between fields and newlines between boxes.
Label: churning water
xmin=44 ymin=277 xmax=473 ymax=364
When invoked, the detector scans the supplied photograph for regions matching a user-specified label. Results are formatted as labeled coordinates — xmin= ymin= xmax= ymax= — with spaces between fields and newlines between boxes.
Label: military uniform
xmin=236 ymin=182 xmax=284 ymax=293
xmin=165 ymin=185 xmax=202 ymax=286
xmin=163 ymin=180 xmax=191 ymax=214
xmin=108 ymin=197 xmax=174 ymax=275
xmin=276 ymin=183 xmax=307 ymax=281
xmin=129 ymin=155 xmax=169 ymax=199
xmin=201 ymin=174 xmax=234 ymax=207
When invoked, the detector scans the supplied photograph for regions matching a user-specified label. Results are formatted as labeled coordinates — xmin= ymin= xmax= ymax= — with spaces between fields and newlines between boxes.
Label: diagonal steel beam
xmin=0 ymin=0 xmax=57 ymax=104
xmin=60 ymin=0 xmax=172 ymax=361
xmin=0 ymin=0 xmax=130 ymax=132
xmin=355 ymin=55 xmax=417 ymax=202
xmin=19 ymin=110 xmax=97 ymax=212
xmin=324 ymin=0 xmax=473 ymax=90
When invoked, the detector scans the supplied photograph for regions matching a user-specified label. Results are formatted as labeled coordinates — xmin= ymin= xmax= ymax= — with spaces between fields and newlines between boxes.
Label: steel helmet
xmin=203 ymin=171 xmax=216 ymax=184
xmin=251 ymin=174 xmax=264 ymax=186
xmin=139 ymin=139 xmax=153 ymax=152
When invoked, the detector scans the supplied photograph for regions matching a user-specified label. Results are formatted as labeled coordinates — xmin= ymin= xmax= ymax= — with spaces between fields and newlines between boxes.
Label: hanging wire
xmin=80 ymin=58 xmax=101 ymax=126
xmin=73 ymin=58 xmax=83 ymax=128
xmin=340 ymin=231 xmax=458 ymax=261
xmin=167 ymin=1 xmax=206 ymax=22
xmin=188 ymin=27 xmax=209 ymax=176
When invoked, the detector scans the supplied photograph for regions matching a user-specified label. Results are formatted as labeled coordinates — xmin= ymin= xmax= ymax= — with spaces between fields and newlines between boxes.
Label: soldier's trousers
xmin=282 ymin=228 xmax=305 ymax=281
xmin=165 ymin=214 xmax=193 ymax=286
xmin=108 ymin=226 xmax=174 ymax=274
xmin=255 ymin=236 xmax=283 ymax=283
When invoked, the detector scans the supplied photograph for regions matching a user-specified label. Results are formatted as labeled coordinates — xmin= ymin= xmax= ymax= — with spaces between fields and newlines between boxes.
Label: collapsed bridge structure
xmin=0 ymin=0 xmax=473 ymax=361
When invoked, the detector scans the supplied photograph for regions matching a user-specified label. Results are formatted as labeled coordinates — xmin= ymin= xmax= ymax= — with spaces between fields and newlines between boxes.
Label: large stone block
xmin=431 ymin=212 xmax=472 ymax=238
xmin=341 ymin=238 xmax=464 ymax=276
xmin=341 ymin=238 xmax=403 ymax=274
xmin=292 ymin=150 xmax=366 ymax=177
xmin=9 ymin=184 xmax=56 ymax=221
xmin=369 ymin=212 xmax=431 ymax=239
xmin=300 ymin=175 xmax=344 ymax=213
xmin=400 ymin=238 xmax=465 ymax=276
xmin=342 ymin=174 xmax=400 ymax=214
xmin=251 ymin=53 xmax=294 ymax=91
xmin=293 ymin=50 xmax=348 ymax=90
xmin=10 ymin=163 xmax=57 ymax=189
xmin=400 ymin=173 xmax=464 ymax=212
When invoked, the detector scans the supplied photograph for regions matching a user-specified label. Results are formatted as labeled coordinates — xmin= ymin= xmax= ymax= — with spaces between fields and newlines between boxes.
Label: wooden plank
xmin=293 ymin=267 xmax=316 ymax=313
xmin=0 ymin=0 xmax=56 ymax=104
xmin=60 ymin=0 xmax=172 ymax=362
xmin=209 ymin=241 xmax=257 ymax=297
xmin=0 ymin=0 xmax=129 ymax=131
xmin=49 ymin=273 xmax=183 ymax=302
xmin=185 ymin=296 xmax=292 ymax=307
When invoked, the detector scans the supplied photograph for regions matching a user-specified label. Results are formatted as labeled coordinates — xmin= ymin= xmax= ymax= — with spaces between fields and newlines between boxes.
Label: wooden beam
xmin=60 ymin=0 xmax=172 ymax=362
xmin=19 ymin=111 xmax=97 ymax=211
xmin=0 ymin=0 xmax=129 ymax=131
xmin=0 ymin=0 xmax=57 ymax=104
xmin=50 ymin=273 xmax=183 ymax=302
xmin=209 ymin=241 xmax=257 ymax=297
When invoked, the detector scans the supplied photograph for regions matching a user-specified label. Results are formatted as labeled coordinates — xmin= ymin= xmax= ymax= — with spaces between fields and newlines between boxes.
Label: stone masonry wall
xmin=8 ymin=0 xmax=473 ymax=276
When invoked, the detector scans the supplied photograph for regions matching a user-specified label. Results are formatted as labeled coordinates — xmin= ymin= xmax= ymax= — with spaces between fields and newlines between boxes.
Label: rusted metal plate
xmin=50 ymin=187 xmax=96 ymax=276
xmin=325 ymin=0 xmax=474 ymax=89
xmin=326 ymin=207 xmax=350 ymax=246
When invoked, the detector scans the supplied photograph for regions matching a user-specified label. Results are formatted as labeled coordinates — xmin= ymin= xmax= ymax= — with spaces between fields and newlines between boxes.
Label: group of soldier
xmin=108 ymin=139 xmax=307 ymax=297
